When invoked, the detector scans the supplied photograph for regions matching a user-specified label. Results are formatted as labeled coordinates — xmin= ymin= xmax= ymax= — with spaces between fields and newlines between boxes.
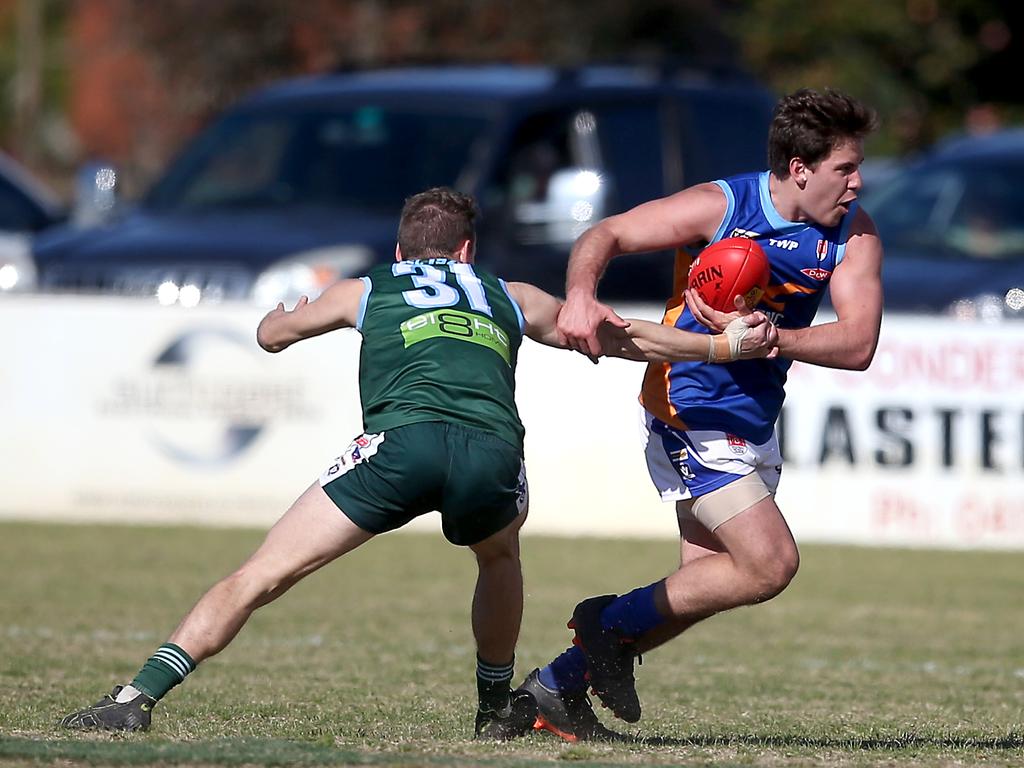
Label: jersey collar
xmin=758 ymin=171 xmax=809 ymax=235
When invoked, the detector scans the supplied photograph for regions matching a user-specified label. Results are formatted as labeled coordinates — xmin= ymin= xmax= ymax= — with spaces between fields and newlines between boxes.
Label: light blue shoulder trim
xmin=710 ymin=180 xmax=735 ymax=243
xmin=758 ymin=171 xmax=806 ymax=234
xmin=355 ymin=276 xmax=372 ymax=331
xmin=499 ymin=279 xmax=526 ymax=334
xmin=835 ymin=202 xmax=859 ymax=267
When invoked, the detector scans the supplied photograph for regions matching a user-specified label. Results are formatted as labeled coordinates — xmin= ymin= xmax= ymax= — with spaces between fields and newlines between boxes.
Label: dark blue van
xmin=34 ymin=65 xmax=775 ymax=305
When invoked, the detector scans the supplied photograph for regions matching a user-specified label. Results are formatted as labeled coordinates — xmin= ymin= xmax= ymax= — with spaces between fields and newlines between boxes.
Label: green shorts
xmin=318 ymin=421 xmax=528 ymax=546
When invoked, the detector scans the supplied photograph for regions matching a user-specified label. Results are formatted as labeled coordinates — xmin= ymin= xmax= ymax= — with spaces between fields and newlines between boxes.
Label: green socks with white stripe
xmin=476 ymin=654 xmax=515 ymax=714
xmin=129 ymin=643 xmax=196 ymax=701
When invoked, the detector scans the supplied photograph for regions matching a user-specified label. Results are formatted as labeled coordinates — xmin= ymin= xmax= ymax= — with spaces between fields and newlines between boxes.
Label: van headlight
xmin=251 ymin=245 xmax=373 ymax=307
xmin=0 ymin=236 xmax=37 ymax=293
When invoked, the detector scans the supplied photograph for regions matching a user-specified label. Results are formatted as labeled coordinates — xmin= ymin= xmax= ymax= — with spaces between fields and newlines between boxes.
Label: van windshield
xmin=145 ymin=107 xmax=492 ymax=214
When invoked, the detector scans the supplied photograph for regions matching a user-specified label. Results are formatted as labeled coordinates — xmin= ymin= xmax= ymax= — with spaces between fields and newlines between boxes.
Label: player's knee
xmin=472 ymin=531 xmax=520 ymax=567
xmin=471 ymin=513 xmax=525 ymax=565
xmin=748 ymin=545 xmax=799 ymax=602
xmin=474 ymin=541 xmax=519 ymax=568
xmin=223 ymin=564 xmax=293 ymax=609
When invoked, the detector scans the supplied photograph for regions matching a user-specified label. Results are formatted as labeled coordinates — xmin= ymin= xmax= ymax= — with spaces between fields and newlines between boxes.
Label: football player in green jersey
xmin=61 ymin=188 xmax=777 ymax=740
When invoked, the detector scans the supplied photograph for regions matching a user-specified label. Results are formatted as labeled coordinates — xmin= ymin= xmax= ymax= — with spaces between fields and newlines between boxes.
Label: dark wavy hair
xmin=768 ymin=89 xmax=878 ymax=178
xmin=397 ymin=187 xmax=477 ymax=259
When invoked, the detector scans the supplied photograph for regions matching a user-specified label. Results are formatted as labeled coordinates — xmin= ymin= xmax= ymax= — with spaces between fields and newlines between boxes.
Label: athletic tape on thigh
xmin=689 ymin=472 xmax=771 ymax=531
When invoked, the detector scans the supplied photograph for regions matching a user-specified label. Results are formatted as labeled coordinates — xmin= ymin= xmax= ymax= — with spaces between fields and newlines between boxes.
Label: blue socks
xmin=539 ymin=583 xmax=666 ymax=694
xmin=600 ymin=583 xmax=664 ymax=639
xmin=538 ymin=646 xmax=587 ymax=691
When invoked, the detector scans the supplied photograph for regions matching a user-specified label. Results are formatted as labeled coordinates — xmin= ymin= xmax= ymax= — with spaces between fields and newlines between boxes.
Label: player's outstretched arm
xmin=256 ymin=278 xmax=365 ymax=353
xmin=507 ymin=280 xmax=778 ymax=363
xmin=560 ymin=183 xmax=728 ymax=357
xmin=505 ymin=281 xmax=566 ymax=348
xmin=602 ymin=314 xmax=779 ymax=363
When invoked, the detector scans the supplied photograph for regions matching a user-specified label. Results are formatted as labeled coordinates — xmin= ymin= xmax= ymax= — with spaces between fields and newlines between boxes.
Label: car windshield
xmin=145 ymin=106 xmax=493 ymax=214
xmin=862 ymin=157 xmax=1024 ymax=262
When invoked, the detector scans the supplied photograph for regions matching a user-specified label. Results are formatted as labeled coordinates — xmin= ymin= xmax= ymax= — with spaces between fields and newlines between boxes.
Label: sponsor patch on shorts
xmin=668 ymin=447 xmax=696 ymax=480
xmin=640 ymin=408 xmax=783 ymax=503
xmin=514 ymin=461 xmax=529 ymax=514
xmin=319 ymin=432 xmax=385 ymax=485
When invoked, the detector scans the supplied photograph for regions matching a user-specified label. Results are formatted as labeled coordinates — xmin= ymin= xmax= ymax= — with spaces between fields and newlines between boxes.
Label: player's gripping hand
xmin=557 ymin=293 xmax=629 ymax=359
xmin=726 ymin=312 xmax=779 ymax=360
xmin=685 ymin=289 xmax=749 ymax=333
xmin=691 ymin=283 xmax=778 ymax=362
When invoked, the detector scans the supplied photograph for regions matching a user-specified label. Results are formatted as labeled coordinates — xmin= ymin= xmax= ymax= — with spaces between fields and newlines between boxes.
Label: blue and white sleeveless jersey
xmin=639 ymin=171 xmax=858 ymax=444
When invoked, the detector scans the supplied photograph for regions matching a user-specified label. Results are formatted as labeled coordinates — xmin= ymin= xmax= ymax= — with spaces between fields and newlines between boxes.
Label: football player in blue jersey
xmin=58 ymin=187 xmax=779 ymax=741
xmin=517 ymin=88 xmax=883 ymax=741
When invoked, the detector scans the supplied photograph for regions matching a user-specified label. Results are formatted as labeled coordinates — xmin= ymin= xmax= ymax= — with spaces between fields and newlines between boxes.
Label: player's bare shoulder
xmin=843 ymin=205 xmax=883 ymax=266
xmin=504 ymin=280 xmax=544 ymax=313
xmin=661 ymin=181 xmax=731 ymax=242
xmin=612 ymin=181 xmax=729 ymax=251
xmin=849 ymin=204 xmax=880 ymax=238
xmin=829 ymin=204 xmax=883 ymax=327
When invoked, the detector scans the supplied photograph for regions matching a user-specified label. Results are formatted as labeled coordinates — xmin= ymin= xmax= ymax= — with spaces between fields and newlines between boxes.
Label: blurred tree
xmin=731 ymin=0 xmax=1020 ymax=153
xmin=0 ymin=0 xmax=72 ymax=183
xmin=584 ymin=0 xmax=739 ymax=70
xmin=92 ymin=0 xmax=746 ymax=192
xmin=4 ymin=0 xmax=1022 ymax=194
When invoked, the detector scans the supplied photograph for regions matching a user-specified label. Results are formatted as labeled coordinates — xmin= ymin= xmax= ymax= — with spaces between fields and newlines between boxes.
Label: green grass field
xmin=1 ymin=520 xmax=1022 ymax=767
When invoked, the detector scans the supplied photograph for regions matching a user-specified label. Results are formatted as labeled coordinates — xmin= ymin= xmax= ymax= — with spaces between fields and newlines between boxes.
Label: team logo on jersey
xmin=801 ymin=267 xmax=832 ymax=281
xmin=401 ymin=309 xmax=512 ymax=365
xmin=816 ymin=239 xmax=829 ymax=261
xmin=726 ymin=434 xmax=747 ymax=455
xmin=768 ymin=237 xmax=798 ymax=251
xmin=669 ymin=448 xmax=696 ymax=481
xmin=730 ymin=227 xmax=760 ymax=239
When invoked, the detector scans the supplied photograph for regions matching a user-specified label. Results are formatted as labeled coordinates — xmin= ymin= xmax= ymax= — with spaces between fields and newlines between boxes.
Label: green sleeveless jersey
xmin=356 ymin=259 xmax=526 ymax=448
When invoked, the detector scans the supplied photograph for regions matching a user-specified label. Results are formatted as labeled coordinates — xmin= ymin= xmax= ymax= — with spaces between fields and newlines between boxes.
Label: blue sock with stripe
xmin=599 ymin=582 xmax=665 ymax=639
xmin=130 ymin=643 xmax=196 ymax=700
xmin=538 ymin=645 xmax=588 ymax=693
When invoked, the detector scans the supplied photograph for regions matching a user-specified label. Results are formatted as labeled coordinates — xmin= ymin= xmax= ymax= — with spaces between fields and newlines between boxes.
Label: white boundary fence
xmin=2 ymin=296 xmax=1022 ymax=548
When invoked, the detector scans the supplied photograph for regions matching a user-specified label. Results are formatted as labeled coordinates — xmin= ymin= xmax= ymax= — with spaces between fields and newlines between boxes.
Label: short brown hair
xmin=397 ymin=187 xmax=477 ymax=260
xmin=768 ymin=88 xmax=878 ymax=178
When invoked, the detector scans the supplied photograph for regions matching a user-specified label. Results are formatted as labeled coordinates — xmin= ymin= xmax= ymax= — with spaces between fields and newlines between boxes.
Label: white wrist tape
xmin=707 ymin=318 xmax=750 ymax=363
xmin=723 ymin=317 xmax=751 ymax=360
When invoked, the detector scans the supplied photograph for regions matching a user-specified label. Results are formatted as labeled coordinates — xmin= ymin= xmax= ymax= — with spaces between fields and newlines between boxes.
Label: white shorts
xmin=640 ymin=407 xmax=783 ymax=503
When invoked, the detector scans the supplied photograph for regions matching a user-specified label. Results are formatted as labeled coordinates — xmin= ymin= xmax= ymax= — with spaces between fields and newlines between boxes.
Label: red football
xmin=687 ymin=237 xmax=770 ymax=312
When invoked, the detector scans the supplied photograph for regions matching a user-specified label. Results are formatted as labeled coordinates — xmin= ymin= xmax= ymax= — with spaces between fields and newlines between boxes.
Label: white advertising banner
xmin=0 ymin=295 xmax=361 ymax=526
xmin=777 ymin=320 xmax=1024 ymax=549
xmin=1 ymin=296 xmax=1021 ymax=548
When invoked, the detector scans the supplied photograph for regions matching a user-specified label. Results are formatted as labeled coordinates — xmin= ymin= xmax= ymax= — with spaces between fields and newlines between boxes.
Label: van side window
xmin=589 ymin=102 xmax=663 ymax=209
xmin=503 ymin=113 xmax=574 ymax=207
xmin=496 ymin=102 xmax=661 ymax=247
